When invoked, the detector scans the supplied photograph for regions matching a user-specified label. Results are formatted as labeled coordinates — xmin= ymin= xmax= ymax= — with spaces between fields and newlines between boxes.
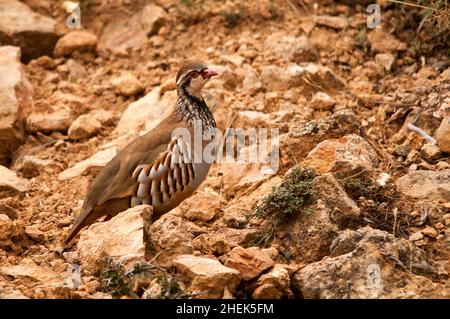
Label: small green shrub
xmin=253 ymin=166 xmax=317 ymax=246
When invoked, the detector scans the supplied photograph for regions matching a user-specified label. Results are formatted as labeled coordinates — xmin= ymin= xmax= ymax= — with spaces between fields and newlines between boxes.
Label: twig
xmin=392 ymin=207 xmax=398 ymax=237
xmin=386 ymin=0 xmax=435 ymax=10
xmin=418 ymin=203 xmax=429 ymax=226
xmin=407 ymin=123 xmax=436 ymax=143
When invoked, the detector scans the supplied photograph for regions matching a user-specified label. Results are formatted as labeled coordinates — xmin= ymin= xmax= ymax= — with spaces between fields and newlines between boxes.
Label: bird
xmin=63 ymin=60 xmax=218 ymax=245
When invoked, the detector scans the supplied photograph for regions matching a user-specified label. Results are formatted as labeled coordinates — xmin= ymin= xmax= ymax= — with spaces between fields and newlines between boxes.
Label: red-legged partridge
xmin=64 ymin=60 xmax=218 ymax=245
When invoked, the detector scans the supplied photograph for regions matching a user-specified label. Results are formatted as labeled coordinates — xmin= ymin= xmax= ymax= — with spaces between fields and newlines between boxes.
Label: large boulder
xmin=98 ymin=4 xmax=170 ymax=54
xmin=76 ymin=205 xmax=152 ymax=275
xmin=302 ymin=134 xmax=378 ymax=177
xmin=0 ymin=46 xmax=33 ymax=166
xmin=395 ymin=170 xmax=450 ymax=203
xmin=0 ymin=0 xmax=58 ymax=62
xmin=292 ymin=227 xmax=447 ymax=298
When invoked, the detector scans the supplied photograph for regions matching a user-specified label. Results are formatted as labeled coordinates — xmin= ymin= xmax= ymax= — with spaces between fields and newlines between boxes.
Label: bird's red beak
xmin=202 ymin=68 xmax=218 ymax=79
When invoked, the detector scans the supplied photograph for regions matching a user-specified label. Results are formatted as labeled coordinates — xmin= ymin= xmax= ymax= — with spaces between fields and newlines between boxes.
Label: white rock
xmin=310 ymin=92 xmax=336 ymax=110
xmin=375 ymin=53 xmax=395 ymax=72
xmin=0 ymin=264 xmax=63 ymax=285
xmin=58 ymin=146 xmax=117 ymax=181
xmin=0 ymin=165 xmax=30 ymax=192
xmin=0 ymin=46 xmax=33 ymax=165
xmin=0 ymin=0 xmax=58 ymax=61
xmin=111 ymin=72 xmax=144 ymax=97
xmin=114 ymin=87 xmax=174 ymax=136
xmin=26 ymin=105 xmax=75 ymax=134
xmin=173 ymin=254 xmax=241 ymax=298
xmin=77 ymin=205 xmax=152 ymax=274
xmin=68 ymin=114 xmax=102 ymax=140
xmin=436 ymin=117 xmax=450 ymax=153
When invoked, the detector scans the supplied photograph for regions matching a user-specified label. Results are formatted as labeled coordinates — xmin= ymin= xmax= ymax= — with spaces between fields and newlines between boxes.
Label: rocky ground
xmin=0 ymin=0 xmax=449 ymax=299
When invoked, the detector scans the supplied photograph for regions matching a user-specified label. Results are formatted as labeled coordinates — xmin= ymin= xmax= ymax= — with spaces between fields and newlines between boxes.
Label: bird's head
xmin=176 ymin=60 xmax=218 ymax=98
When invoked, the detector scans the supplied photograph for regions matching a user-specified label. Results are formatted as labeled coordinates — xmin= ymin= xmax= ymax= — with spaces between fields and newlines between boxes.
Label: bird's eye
xmin=190 ymin=71 xmax=199 ymax=78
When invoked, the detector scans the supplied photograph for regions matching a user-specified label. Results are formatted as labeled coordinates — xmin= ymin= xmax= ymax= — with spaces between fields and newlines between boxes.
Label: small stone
xmin=375 ymin=53 xmax=395 ymax=72
xmin=422 ymin=226 xmax=438 ymax=238
xmin=302 ymin=134 xmax=378 ymax=177
xmin=111 ymin=72 xmax=144 ymax=97
xmin=310 ymin=92 xmax=336 ymax=110
xmin=0 ymin=165 xmax=31 ymax=193
xmin=66 ymin=59 xmax=87 ymax=83
xmin=25 ymin=226 xmax=45 ymax=242
xmin=173 ymin=254 xmax=241 ymax=299
xmin=368 ymin=30 xmax=407 ymax=53
xmin=224 ymin=246 xmax=274 ymax=281
xmin=252 ymin=284 xmax=282 ymax=299
xmin=421 ymin=142 xmax=442 ymax=161
xmin=54 ymin=30 xmax=98 ymax=57
xmin=409 ymin=232 xmax=423 ymax=242
xmin=435 ymin=223 xmax=444 ymax=230
xmin=394 ymin=144 xmax=410 ymax=157
xmin=27 ymin=105 xmax=76 ymax=134
xmin=435 ymin=117 xmax=450 ymax=153
xmin=57 ymin=217 xmax=74 ymax=228
xmin=316 ymin=15 xmax=349 ymax=30
xmin=140 ymin=4 xmax=170 ymax=36
xmin=68 ymin=114 xmax=102 ymax=140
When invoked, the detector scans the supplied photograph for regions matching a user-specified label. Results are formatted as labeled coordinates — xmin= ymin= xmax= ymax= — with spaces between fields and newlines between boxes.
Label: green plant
xmin=388 ymin=0 xmax=450 ymax=41
xmin=100 ymin=259 xmax=188 ymax=299
xmin=219 ymin=10 xmax=246 ymax=28
xmin=253 ymin=166 xmax=317 ymax=246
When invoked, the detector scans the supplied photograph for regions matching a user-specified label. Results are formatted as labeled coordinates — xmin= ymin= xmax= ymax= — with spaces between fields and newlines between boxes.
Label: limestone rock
xmin=54 ymin=30 xmax=98 ymax=57
xmin=76 ymin=205 xmax=152 ymax=274
xmin=25 ymin=225 xmax=45 ymax=242
xmin=111 ymin=72 xmax=144 ymax=97
xmin=98 ymin=4 xmax=169 ymax=53
xmin=58 ymin=146 xmax=117 ymax=181
xmin=68 ymin=114 xmax=102 ymax=140
xmin=395 ymin=170 xmax=450 ymax=202
xmin=0 ymin=264 xmax=63 ymax=285
xmin=145 ymin=213 xmax=196 ymax=266
xmin=0 ymin=165 xmax=31 ymax=193
xmin=375 ymin=53 xmax=395 ymax=72
xmin=261 ymin=63 xmax=345 ymax=93
xmin=280 ymin=110 xmax=360 ymax=170
xmin=0 ymin=0 xmax=58 ymax=61
xmin=435 ymin=117 xmax=450 ymax=153
xmin=173 ymin=254 xmax=241 ymax=299
xmin=114 ymin=87 xmax=174 ymax=136
xmin=252 ymin=264 xmax=291 ymax=298
xmin=264 ymin=33 xmax=318 ymax=63
xmin=316 ymin=15 xmax=349 ymax=30
xmin=26 ymin=105 xmax=76 ymax=134
xmin=224 ymin=246 xmax=274 ymax=281
xmin=368 ymin=30 xmax=407 ymax=53
xmin=12 ymin=155 xmax=53 ymax=178
xmin=183 ymin=188 xmax=222 ymax=222
xmin=302 ymin=134 xmax=378 ymax=177
xmin=310 ymin=92 xmax=336 ymax=110
xmin=293 ymin=227 xmax=447 ymax=298
xmin=0 ymin=218 xmax=25 ymax=252
xmin=0 ymin=46 xmax=33 ymax=166
xmin=421 ymin=142 xmax=441 ymax=161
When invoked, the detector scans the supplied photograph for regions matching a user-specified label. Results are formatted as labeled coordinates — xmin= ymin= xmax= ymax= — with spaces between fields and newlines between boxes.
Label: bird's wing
xmin=64 ymin=111 xmax=185 ymax=244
